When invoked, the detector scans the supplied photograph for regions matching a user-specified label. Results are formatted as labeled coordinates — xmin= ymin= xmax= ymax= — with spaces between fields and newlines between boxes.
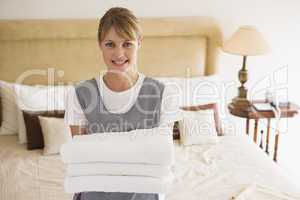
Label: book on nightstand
xmin=253 ymin=103 xmax=274 ymax=111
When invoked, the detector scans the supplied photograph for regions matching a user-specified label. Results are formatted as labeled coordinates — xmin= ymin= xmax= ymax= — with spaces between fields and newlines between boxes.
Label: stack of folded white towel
xmin=60 ymin=127 xmax=175 ymax=194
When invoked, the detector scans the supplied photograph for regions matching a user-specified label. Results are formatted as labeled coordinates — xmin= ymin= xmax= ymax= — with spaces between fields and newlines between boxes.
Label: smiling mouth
xmin=112 ymin=60 xmax=129 ymax=66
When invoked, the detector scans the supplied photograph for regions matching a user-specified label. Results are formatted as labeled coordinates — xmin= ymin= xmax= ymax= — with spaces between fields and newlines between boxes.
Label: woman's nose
xmin=113 ymin=46 xmax=125 ymax=57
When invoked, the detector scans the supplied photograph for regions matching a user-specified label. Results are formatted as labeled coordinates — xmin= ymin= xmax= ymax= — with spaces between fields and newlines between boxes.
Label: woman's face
xmin=100 ymin=27 xmax=141 ymax=73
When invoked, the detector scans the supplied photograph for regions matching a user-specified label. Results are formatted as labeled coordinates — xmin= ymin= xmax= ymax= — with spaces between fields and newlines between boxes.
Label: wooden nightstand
xmin=228 ymin=100 xmax=299 ymax=162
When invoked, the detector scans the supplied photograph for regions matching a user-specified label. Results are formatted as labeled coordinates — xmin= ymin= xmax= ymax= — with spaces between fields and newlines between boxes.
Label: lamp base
xmin=231 ymin=97 xmax=251 ymax=110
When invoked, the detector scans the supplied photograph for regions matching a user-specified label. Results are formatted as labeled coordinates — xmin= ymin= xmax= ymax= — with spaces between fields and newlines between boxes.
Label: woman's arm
xmin=65 ymin=86 xmax=88 ymax=137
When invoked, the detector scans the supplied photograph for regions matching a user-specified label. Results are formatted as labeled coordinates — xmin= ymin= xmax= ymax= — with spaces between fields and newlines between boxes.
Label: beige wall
xmin=1 ymin=0 xmax=300 ymax=187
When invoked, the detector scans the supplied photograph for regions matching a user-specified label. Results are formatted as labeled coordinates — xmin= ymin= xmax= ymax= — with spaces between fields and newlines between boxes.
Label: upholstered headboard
xmin=0 ymin=17 xmax=222 ymax=85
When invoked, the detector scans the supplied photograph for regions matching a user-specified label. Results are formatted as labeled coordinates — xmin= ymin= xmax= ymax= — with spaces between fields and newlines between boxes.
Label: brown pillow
xmin=172 ymin=121 xmax=180 ymax=140
xmin=22 ymin=110 xmax=65 ymax=150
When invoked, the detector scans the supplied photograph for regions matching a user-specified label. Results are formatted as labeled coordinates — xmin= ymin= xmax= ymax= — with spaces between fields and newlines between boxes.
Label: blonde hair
xmin=98 ymin=7 xmax=141 ymax=43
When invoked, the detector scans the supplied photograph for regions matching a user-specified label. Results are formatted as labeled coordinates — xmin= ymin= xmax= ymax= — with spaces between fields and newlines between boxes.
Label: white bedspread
xmin=169 ymin=137 xmax=300 ymax=200
xmin=1 ymin=134 xmax=299 ymax=200
xmin=67 ymin=162 xmax=170 ymax=178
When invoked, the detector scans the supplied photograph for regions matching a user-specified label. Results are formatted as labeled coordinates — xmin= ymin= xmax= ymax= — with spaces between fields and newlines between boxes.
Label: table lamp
xmin=223 ymin=26 xmax=270 ymax=109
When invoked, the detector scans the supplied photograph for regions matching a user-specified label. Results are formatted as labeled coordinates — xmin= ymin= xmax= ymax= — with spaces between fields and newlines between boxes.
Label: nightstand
xmin=228 ymin=100 xmax=299 ymax=162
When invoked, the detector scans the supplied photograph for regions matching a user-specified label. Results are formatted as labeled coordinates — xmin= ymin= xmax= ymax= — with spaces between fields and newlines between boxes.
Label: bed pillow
xmin=0 ymin=95 xmax=1 ymax=125
xmin=14 ymin=84 xmax=71 ymax=143
xmin=154 ymin=76 xmax=225 ymax=140
xmin=178 ymin=103 xmax=222 ymax=146
xmin=154 ymin=75 xmax=222 ymax=106
xmin=22 ymin=110 xmax=65 ymax=150
xmin=0 ymin=80 xmax=18 ymax=135
xmin=38 ymin=116 xmax=71 ymax=155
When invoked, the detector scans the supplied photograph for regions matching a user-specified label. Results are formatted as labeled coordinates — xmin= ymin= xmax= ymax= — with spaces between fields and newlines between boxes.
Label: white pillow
xmin=14 ymin=84 xmax=71 ymax=143
xmin=0 ymin=80 xmax=18 ymax=135
xmin=38 ymin=116 xmax=71 ymax=155
xmin=154 ymin=75 xmax=222 ymax=107
xmin=178 ymin=109 xmax=219 ymax=146
xmin=14 ymin=84 xmax=69 ymax=110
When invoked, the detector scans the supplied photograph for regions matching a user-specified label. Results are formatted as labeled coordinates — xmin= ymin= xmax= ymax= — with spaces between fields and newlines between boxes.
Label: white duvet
xmin=167 ymin=136 xmax=300 ymax=200
xmin=1 ymin=134 xmax=300 ymax=200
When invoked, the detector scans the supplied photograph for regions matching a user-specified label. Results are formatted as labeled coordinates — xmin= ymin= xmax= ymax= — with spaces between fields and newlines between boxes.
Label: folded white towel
xmin=67 ymin=162 xmax=171 ymax=178
xmin=64 ymin=174 xmax=174 ymax=194
xmin=60 ymin=128 xmax=174 ymax=165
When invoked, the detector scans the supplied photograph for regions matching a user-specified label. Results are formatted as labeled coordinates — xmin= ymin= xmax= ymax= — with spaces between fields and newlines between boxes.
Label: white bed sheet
xmin=0 ymin=134 xmax=299 ymax=200
xmin=168 ymin=136 xmax=300 ymax=200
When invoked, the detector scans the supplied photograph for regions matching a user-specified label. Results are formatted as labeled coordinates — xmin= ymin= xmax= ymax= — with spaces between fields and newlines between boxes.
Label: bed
xmin=1 ymin=134 xmax=299 ymax=200
xmin=0 ymin=17 xmax=299 ymax=200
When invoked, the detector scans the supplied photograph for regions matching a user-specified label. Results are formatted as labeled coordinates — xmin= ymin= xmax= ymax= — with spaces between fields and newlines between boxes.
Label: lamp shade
xmin=223 ymin=26 xmax=270 ymax=56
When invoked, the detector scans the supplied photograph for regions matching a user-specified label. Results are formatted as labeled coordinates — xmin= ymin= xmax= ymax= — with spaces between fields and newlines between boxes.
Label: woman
xmin=64 ymin=7 xmax=179 ymax=200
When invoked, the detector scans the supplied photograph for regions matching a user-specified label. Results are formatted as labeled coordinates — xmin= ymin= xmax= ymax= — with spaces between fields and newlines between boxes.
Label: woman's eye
xmin=124 ymin=42 xmax=133 ymax=48
xmin=105 ymin=42 xmax=114 ymax=48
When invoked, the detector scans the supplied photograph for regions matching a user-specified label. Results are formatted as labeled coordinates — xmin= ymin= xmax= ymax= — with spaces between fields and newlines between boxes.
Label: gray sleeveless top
xmin=75 ymin=77 xmax=165 ymax=134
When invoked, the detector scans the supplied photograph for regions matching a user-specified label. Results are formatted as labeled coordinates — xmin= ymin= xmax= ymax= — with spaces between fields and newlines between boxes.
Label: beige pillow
xmin=0 ymin=80 xmax=18 ymax=135
xmin=38 ymin=116 xmax=71 ymax=155
xmin=178 ymin=109 xmax=219 ymax=146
